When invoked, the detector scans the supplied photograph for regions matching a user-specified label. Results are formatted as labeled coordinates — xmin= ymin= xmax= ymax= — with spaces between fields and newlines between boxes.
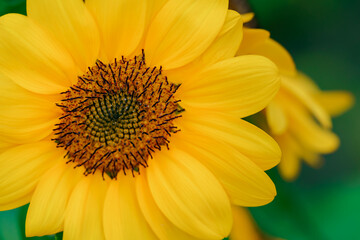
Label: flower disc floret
xmin=53 ymin=52 xmax=183 ymax=178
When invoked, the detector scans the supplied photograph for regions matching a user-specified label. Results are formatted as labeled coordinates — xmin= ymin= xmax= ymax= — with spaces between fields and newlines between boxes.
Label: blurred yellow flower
xmin=230 ymin=207 xmax=263 ymax=240
xmin=0 ymin=1 xmax=281 ymax=239
xmin=229 ymin=207 xmax=284 ymax=240
xmin=237 ymin=15 xmax=354 ymax=181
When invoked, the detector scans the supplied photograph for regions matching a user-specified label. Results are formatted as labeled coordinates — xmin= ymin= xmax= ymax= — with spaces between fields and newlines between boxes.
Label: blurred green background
xmin=0 ymin=0 xmax=359 ymax=239
xmin=244 ymin=0 xmax=360 ymax=239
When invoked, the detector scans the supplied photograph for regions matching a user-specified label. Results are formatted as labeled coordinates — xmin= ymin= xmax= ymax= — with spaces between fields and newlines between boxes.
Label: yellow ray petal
xmin=173 ymin=135 xmax=276 ymax=206
xmin=266 ymin=100 xmax=288 ymax=135
xmin=103 ymin=177 xmax=157 ymax=240
xmin=178 ymin=111 xmax=281 ymax=170
xmin=130 ymin=0 xmax=169 ymax=56
xmin=282 ymin=75 xmax=332 ymax=128
xmin=0 ymin=194 xmax=32 ymax=212
xmin=164 ymin=9 xmax=243 ymax=84
xmin=0 ymin=73 xmax=61 ymax=104
xmin=147 ymin=148 xmax=232 ymax=239
xmin=179 ymin=55 xmax=279 ymax=117
xmin=245 ymin=38 xmax=296 ymax=75
xmin=314 ymin=90 xmax=355 ymax=117
xmin=277 ymin=135 xmax=302 ymax=181
xmin=301 ymin=149 xmax=323 ymax=169
xmin=0 ymin=141 xmax=13 ymax=153
xmin=237 ymin=28 xmax=270 ymax=54
xmin=147 ymin=0 xmax=168 ymax=21
xmin=63 ymin=174 xmax=107 ymax=240
xmin=294 ymin=72 xmax=320 ymax=92
xmin=0 ymin=77 xmax=60 ymax=144
xmin=284 ymin=101 xmax=340 ymax=153
xmin=0 ymin=117 xmax=58 ymax=145
xmin=27 ymin=0 xmax=100 ymax=71
xmin=0 ymin=14 xmax=77 ymax=94
xmin=136 ymin=173 xmax=203 ymax=240
xmin=26 ymin=162 xmax=83 ymax=237
xmin=241 ymin=12 xmax=255 ymax=23
xmin=293 ymin=122 xmax=339 ymax=154
xmin=145 ymin=0 xmax=228 ymax=69
xmin=86 ymin=0 xmax=147 ymax=61
xmin=285 ymin=131 xmax=324 ymax=169
xmin=196 ymin=10 xmax=243 ymax=67
xmin=0 ymin=141 xmax=63 ymax=211
xmin=230 ymin=207 xmax=262 ymax=240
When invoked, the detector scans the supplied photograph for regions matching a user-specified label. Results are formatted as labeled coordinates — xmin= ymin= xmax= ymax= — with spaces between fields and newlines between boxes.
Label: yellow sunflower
xmin=237 ymin=15 xmax=354 ymax=181
xmin=0 ymin=1 xmax=281 ymax=239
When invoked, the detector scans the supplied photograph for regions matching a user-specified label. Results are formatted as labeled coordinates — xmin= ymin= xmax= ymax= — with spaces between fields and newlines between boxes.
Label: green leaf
xmin=0 ymin=207 xmax=24 ymax=240
xmin=0 ymin=205 xmax=58 ymax=240
xmin=54 ymin=232 xmax=63 ymax=240
xmin=250 ymin=169 xmax=360 ymax=240
xmin=249 ymin=170 xmax=323 ymax=240
xmin=0 ymin=0 xmax=26 ymax=16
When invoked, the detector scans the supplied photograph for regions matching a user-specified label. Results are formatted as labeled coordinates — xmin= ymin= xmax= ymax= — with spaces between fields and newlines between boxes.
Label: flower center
xmin=53 ymin=52 xmax=183 ymax=178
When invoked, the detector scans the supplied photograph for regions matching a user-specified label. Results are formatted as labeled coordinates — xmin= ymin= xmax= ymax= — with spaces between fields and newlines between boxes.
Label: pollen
xmin=53 ymin=51 xmax=183 ymax=178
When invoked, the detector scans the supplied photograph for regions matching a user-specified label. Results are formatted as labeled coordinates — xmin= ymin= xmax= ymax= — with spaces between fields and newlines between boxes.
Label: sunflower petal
xmin=136 ymin=173 xmax=202 ymax=240
xmin=282 ymin=75 xmax=332 ymax=128
xmin=27 ymin=0 xmax=100 ymax=71
xmin=174 ymin=134 xmax=276 ymax=206
xmin=164 ymin=9 xmax=243 ymax=84
xmin=179 ymin=55 xmax=280 ymax=118
xmin=266 ymin=100 xmax=288 ymax=135
xmin=244 ymin=38 xmax=296 ymax=74
xmin=277 ymin=134 xmax=302 ymax=181
xmin=241 ymin=12 xmax=255 ymax=23
xmin=26 ymin=162 xmax=82 ymax=237
xmin=145 ymin=0 xmax=228 ymax=69
xmin=103 ymin=177 xmax=157 ymax=240
xmin=302 ymin=151 xmax=323 ymax=169
xmin=314 ymin=90 xmax=354 ymax=117
xmin=0 ymin=77 xmax=60 ymax=144
xmin=230 ymin=207 xmax=261 ymax=240
xmin=278 ymin=157 xmax=301 ymax=182
xmin=195 ymin=10 xmax=243 ymax=67
xmin=0 ymin=141 xmax=13 ymax=153
xmin=0 ymin=194 xmax=32 ymax=213
xmin=0 ymin=117 xmax=58 ymax=145
xmin=284 ymin=100 xmax=339 ymax=153
xmin=63 ymin=174 xmax=107 ymax=240
xmin=237 ymin=28 xmax=270 ymax=54
xmin=0 ymin=43 xmax=61 ymax=144
xmin=147 ymin=148 xmax=232 ymax=239
xmin=0 ymin=14 xmax=77 ymax=94
xmin=86 ymin=0 xmax=147 ymax=60
xmin=178 ymin=111 xmax=281 ymax=170
xmin=146 ymin=0 xmax=168 ymax=22
xmin=0 ymin=141 xmax=63 ymax=211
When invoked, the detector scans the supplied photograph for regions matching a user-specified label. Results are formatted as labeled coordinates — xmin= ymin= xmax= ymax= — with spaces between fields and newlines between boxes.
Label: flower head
xmin=237 ymin=15 xmax=354 ymax=181
xmin=0 ymin=1 xmax=280 ymax=239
